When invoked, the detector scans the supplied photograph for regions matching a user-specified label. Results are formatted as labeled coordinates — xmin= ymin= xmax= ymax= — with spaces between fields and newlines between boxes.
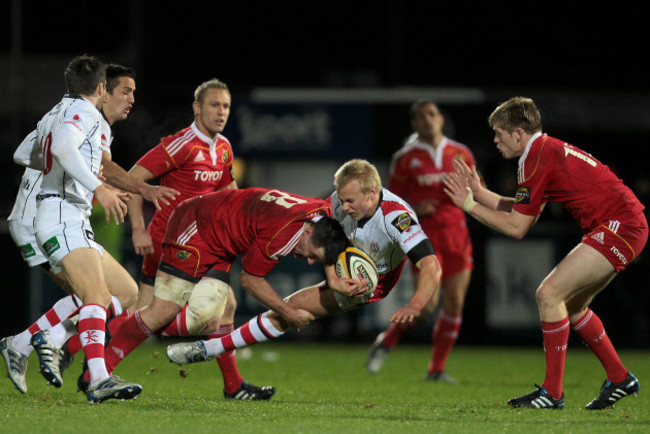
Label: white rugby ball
xmin=335 ymin=247 xmax=379 ymax=296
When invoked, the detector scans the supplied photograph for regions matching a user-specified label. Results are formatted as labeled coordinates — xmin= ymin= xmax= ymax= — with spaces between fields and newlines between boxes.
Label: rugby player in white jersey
xmin=166 ymin=159 xmax=442 ymax=375
xmin=1 ymin=57 xmax=176 ymax=403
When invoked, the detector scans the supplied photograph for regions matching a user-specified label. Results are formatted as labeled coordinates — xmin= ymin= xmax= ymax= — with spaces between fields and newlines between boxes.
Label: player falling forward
xmin=444 ymin=96 xmax=647 ymax=410
xmin=166 ymin=159 xmax=442 ymax=378
xmin=97 ymin=187 xmax=349 ymax=399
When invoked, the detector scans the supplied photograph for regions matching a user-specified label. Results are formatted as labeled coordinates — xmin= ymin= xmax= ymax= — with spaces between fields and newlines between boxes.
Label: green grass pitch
xmin=2 ymin=340 xmax=648 ymax=433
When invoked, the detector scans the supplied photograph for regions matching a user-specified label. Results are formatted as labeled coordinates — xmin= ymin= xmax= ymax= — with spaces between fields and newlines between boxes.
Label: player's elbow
xmin=418 ymin=255 xmax=442 ymax=282
xmin=506 ymin=226 xmax=528 ymax=240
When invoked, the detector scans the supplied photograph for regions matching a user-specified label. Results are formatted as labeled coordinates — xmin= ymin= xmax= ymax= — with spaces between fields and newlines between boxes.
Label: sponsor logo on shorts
xmin=514 ymin=187 xmax=530 ymax=204
xmin=610 ymin=245 xmax=628 ymax=265
xmin=42 ymin=237 xmax=60 ymax=256
xmin=19 ymin=243 xmax=36 ymax=258
xmin=590 ymin=231 xmax=605 ymax=245
xmin=176 ymin=251 xmax=191 ymax=260
xmin=391 ymin=212 xmax=413 ymax=233
xmin=85 ymin=229 xmax=95 ymax=241
xmin=608 ymin=220 xmax=620 ymax=234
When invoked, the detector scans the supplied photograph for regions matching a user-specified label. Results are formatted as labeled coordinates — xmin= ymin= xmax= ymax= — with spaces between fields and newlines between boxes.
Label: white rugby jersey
xmin=9 ymin=130 xmax=42 ymax=222
xmin=330 ymin=188 xmax=431 ymax=276
xmin=35 ymin=94 xmax=103 ymax=219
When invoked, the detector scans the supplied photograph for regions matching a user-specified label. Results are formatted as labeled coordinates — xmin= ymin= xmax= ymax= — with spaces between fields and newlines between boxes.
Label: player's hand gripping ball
xmin=335 ymin=247 xmax=379 ymax=296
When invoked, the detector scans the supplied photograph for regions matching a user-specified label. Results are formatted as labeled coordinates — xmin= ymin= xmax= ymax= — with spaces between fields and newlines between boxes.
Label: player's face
xmin=493 ymin=126 xmax=524 ymax=159
xmin=194 ymin=88 xmax=231 ymax=139
xmin=337 ymin=180 xmax=378 ymax=221
xmin=293 ymin=237 xmax=326 ymax=265
xmin=103 ymin=76 xmax=135 ymax=124
xmin=411 ymin=103 xmax=444 ymax=141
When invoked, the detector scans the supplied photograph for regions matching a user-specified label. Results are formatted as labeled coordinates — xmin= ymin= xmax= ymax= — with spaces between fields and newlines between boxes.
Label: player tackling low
xmin=165 ymin=159 xmax=442 ymax=370
xmin=444 ymin=97 xmax=647 ymax=410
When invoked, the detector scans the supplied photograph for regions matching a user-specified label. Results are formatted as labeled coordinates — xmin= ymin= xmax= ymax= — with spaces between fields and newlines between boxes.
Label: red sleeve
xmin=136 ymin=136 xmax=196 ymax=179
xmin=388 ymin=155 xmax=410 ymax=199
xmin=513 ymin=162 xmax=548 ymax=216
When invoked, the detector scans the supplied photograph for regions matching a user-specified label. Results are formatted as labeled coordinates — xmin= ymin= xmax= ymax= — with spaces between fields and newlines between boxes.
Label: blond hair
xmin=194 ymin=78 xmax=229 ymax=104
xmin=333 ymin=159 xmax=382 ymax=193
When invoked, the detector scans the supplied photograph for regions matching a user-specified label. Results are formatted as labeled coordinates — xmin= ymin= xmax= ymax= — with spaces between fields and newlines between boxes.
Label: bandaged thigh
xmin=153 ymin=274 xmax=194 ymax=306
xmin=185 ymin=279 xmax=229 ymax=334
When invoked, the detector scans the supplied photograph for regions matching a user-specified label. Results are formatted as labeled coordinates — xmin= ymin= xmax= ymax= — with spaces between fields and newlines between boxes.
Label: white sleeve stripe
xmin=271 ymin=227 xmax=303 ymax=259
xmin=166 ymin=131 xmax=196 ymax=156
xmin=176 ymin=221 xmax=198 ymax=245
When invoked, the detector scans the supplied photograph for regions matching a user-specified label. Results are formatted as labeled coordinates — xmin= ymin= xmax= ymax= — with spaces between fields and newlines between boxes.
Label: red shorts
xmin=582 ymin=212 xmax=648 ymax=273
xmin=411 ymin=222 xmax=473 ymax=280
xmin=140 ymin=221 xmax=166 ymax=284
xmin=158 ymin=205 xmax=233 ymax=282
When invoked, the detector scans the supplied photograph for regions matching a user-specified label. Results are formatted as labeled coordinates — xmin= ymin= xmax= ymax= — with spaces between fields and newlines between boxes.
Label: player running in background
xmin=444 ymin=96 xmax=647 ymax=410
xmin=166 ymin=159 xmax=442 ymax=376
xmin=366 ymin=99 xmax=478 ymax=383
xmin=1 ymin=60 xmax=177 ymax=400
xmin=110 ymin=78 xmax=273 ymax=400
xmin=97 ymin=188 xmax=349 ymax=399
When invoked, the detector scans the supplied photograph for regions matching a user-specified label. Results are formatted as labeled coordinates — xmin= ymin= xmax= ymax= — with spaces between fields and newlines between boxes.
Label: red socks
xmin=208 ymin=324 xmax=244 ymax=394
xmin=540 ymin=317 xmax=570 ymax=399
xmin=572 ymin=309 xmax=627 ymax=383
xmin=428 ymin=311 xmax=462 ymax=374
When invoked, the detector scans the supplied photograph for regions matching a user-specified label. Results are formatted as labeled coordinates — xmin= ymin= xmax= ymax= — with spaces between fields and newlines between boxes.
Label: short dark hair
xmin=409 ymin=98 xmax=438 ymax=120
xmin=64 ymin=55 xmax=106 ymax=95
xmin=309 ymin=217 xmax=351 ymax=265
xmin=105 ymin=64 xmax=136 ymax=94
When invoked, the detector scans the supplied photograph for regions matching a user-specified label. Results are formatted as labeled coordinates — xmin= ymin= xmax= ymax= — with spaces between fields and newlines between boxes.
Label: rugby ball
xmin=335 ymin=247 xmax=379 ymax=296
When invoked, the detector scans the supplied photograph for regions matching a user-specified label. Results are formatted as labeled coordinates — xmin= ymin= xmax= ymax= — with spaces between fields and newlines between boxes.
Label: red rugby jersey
xmin=514 ymin=134 xmax=644 ymax=232
xmin=389 ymin=135 xmax=475 ymax=230
xmin=136 ymin=122 xmax=235 ymax=228
xmin=193 ymin=188 xmax=331 ymax=276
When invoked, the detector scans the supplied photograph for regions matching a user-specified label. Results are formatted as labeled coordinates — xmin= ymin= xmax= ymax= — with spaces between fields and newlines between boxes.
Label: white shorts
xmin=8 ymin=218 xmax=49 ymax=268
xmin=35 ymin=218 xmax=104 ymax=274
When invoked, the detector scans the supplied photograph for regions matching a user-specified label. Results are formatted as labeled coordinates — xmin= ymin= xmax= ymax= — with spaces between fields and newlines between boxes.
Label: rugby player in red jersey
xmin=444 ymin=96 xmax=647 ymax=410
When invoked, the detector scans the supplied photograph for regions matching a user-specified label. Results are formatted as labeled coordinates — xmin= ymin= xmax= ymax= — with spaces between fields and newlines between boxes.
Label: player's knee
xmin=535 ymin=282 xmax=562 ymax=309
xmin=185 ymin=280 xmax=229 ymax=335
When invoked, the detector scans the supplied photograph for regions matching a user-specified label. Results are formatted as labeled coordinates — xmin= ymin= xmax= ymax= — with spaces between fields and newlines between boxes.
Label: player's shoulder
xmin=444 ymin=137 xmax=473 ymax=154
xmin=216 ymin=133 xmax=232 ymax=147
xmin=378 ymin=189 xmax=415 ymax=219
xmin=159 ymin=125 xmax=198 ymax=151
xmin=67 ymin=96 xmax=100 ymax=118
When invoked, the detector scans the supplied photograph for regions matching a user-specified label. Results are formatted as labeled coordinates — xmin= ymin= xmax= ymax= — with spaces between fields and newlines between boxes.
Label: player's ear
xmin=192 ymin=100 xmax=201 ymax=116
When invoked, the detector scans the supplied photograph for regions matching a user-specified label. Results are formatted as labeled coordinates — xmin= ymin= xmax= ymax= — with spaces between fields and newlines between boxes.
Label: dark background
xmin=1 ymin=1 xmax=649 ymax=346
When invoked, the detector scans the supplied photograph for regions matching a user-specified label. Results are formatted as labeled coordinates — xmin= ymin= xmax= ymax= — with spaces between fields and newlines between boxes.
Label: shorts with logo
xmin=8 ymin=218 xmax=49 ymax=267
xmin=35 ymin=218 xmax=103 ymax=274
xmin=158 ymin=206 xmax=232 ymax=284
xmin=582 ymin=212 xmax=648 ymax=272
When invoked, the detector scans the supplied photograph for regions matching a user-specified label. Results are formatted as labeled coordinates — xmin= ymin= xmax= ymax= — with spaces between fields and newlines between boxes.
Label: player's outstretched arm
xmin=100 ymin=155 xmax=179 ymax=210
xmin=390 ymin=254 xmax=440 ymax=324
xmin=240 ymin=270 xmax=314 ymax=330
